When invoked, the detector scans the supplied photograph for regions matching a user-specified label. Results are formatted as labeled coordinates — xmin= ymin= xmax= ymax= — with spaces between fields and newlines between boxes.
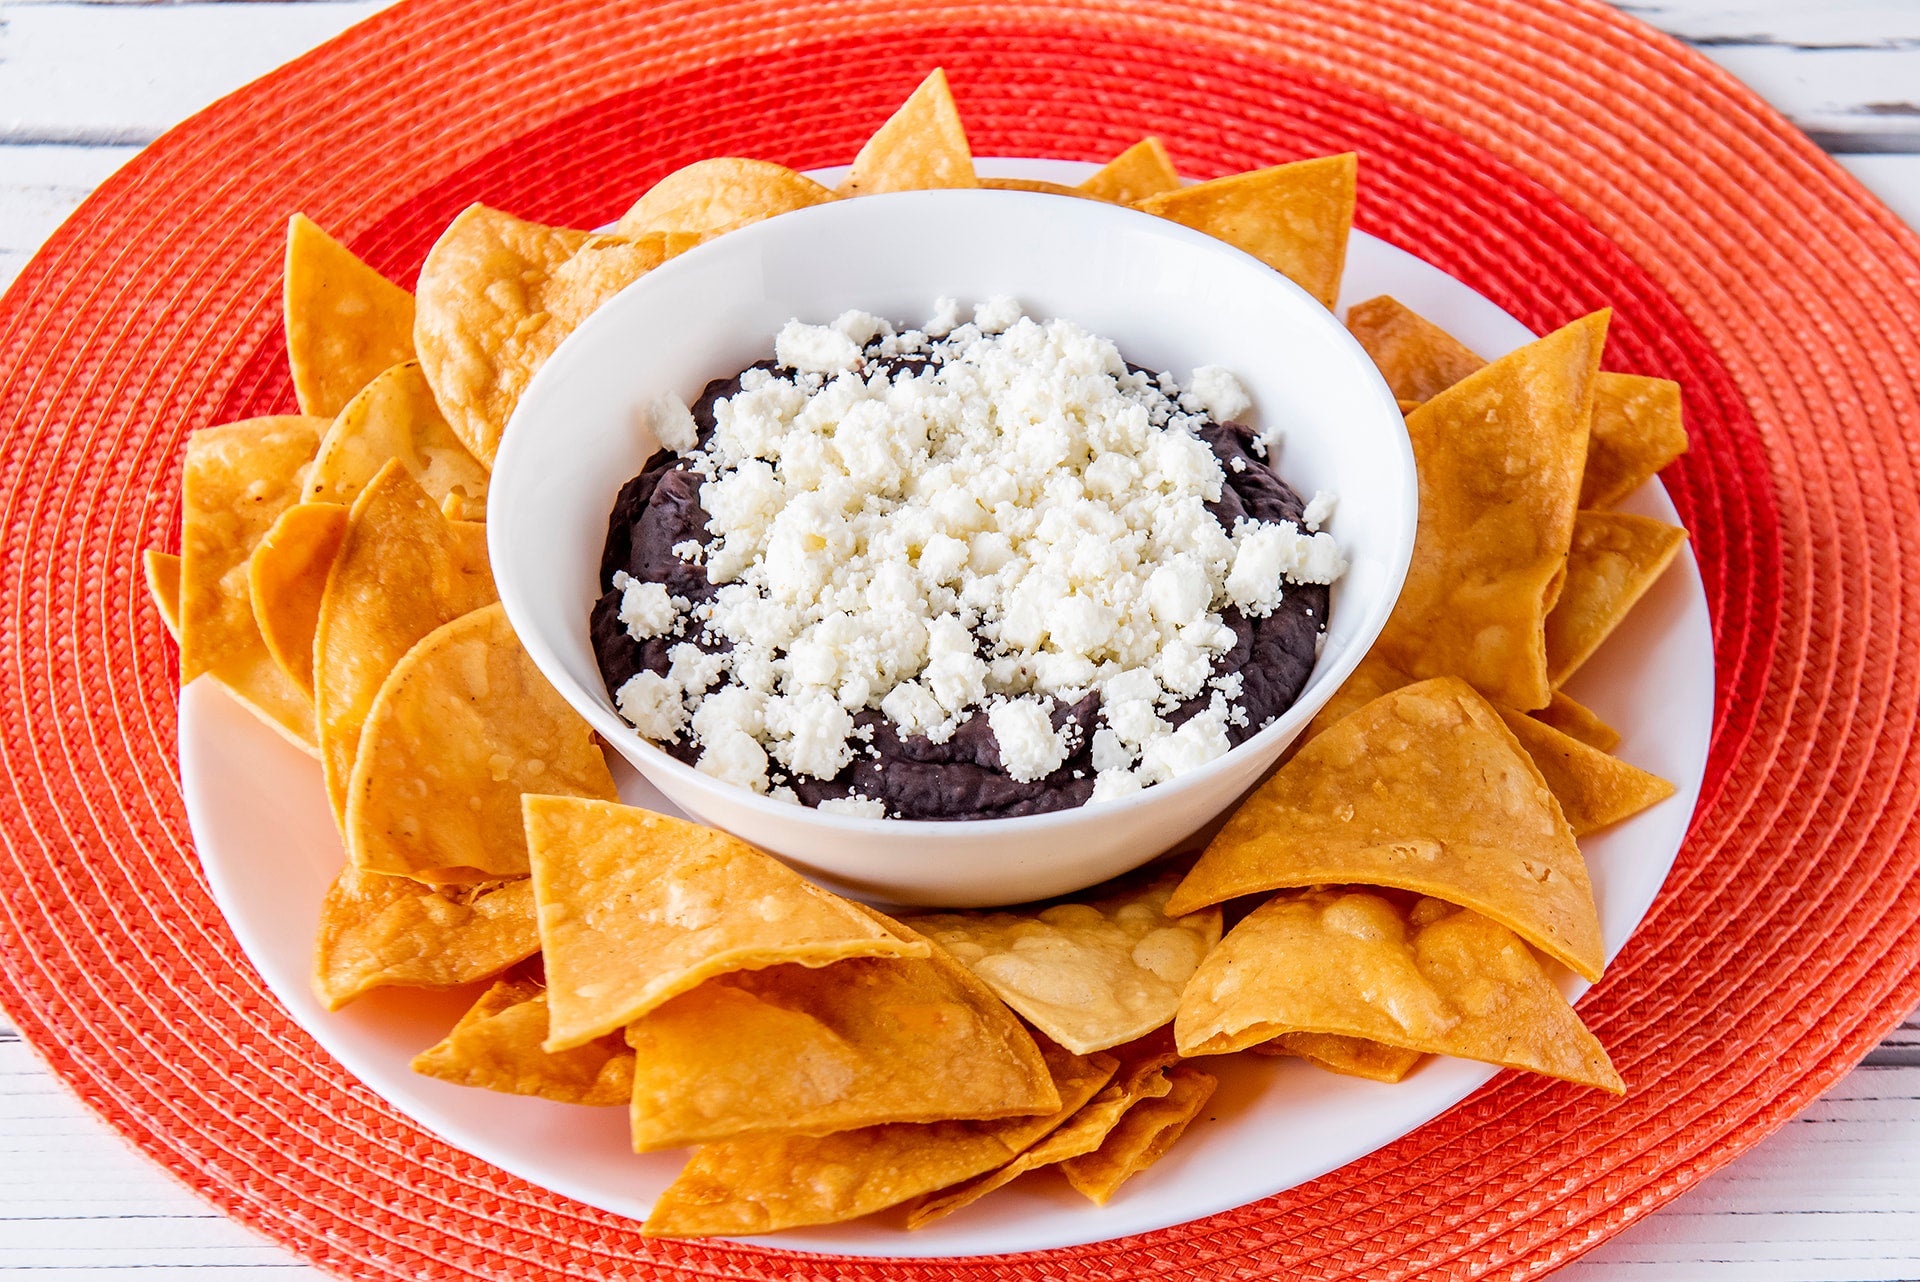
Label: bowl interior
xmin=489 ymin=189 xmax=1414 ymax=855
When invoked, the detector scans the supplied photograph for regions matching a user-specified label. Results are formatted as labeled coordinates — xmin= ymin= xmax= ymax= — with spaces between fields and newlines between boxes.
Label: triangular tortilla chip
xmin=1344 ymin=295 xmax=1487 ymax=403
xmin=1532 ymin=688 xmax=1621 ymax=753
xmin=523 ymin=797 xmax=928 ymax=1051
xmin=1303 ymin=649 xmax=1414 ymax=741
xmin=979 ymin=177 xmax=1109 ymax=201
xmin=179 ymin=415 xmax=327 ymax=751
xmin=617 ymin=158 xmax=835 ymax=238
xmin=903 ymin=1046 xmax=1177 ymax=1227
xmin=1545 ymin=511 xmax=1688 ymax=685
xmin=1582 ymin=373 xmax=1688 ymax=509
xmin=1057 ymin=1063 xmax=1217 ymax=1205
xmin=314 ymin=461 xmax=496 ymax=825
xmin=411 ymin=975 xmax=633 ymax=1105
xmin=1134 ymin=153 xmax=1356 ymax=309
xmin=1078 ymin=137 xmax=1180 ymax=205
xmin=623 ymin=913 xmax=1055 ymax=1150
xmin=1255 ymin=1032 xmax=1423 ymax=1084
xmin=641 ymin=1041 xmax=1116 ymax=1237
xmin=248 ymin=501 xmax=348 ymax=699
xmin=837 ymin=68 xmax=978 ymax=196
xmin=414 ymin=205 xmax=699 ymax=464
xmin=1176 ymin=889 xmax=1623 ymax=1092
xmin=284 ymin=214 xmax=417 ymax=418
xmin=311 ymin=866 xmax=537 ymax=1009
xmin=902 ymin=868 xmax=1220 ymax=1054
xmin=305 ymin=361 xmax=490 ymax=516
xmin=1498 ymin=707 xmax=1675 ymax=836
xmin=1168 ymin=677 xmax=1603 ymax=980
xmin=347 ymin=603 xmax=616 ymax=882
xmin=1373 ymin=312 xmax=1608 ymax=710
xmin=144 ymin=549 xmax=181 ymax=640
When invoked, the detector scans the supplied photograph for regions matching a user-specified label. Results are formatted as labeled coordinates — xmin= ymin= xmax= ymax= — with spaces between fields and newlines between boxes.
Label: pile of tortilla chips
xmin=143 ymin=66 xmax=1690 ymax=1238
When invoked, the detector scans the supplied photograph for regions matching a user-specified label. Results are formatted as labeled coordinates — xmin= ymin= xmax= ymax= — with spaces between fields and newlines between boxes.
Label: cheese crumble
xmin=611 ymin=300 xmax=1344 ymax=814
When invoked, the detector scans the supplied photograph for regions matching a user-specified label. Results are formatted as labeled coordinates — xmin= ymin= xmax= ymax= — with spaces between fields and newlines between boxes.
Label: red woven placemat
xmin=2 ymin=0 xmax=1917 ymax=1276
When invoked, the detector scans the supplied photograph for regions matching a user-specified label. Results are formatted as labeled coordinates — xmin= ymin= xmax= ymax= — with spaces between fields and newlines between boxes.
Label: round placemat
xmin=1 ymin=0 xmax=1916 ymax=1277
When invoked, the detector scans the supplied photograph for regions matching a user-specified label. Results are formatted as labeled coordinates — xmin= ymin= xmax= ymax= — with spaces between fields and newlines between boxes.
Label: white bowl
xmin=488 ymin=189 xmax=1415 ymax=906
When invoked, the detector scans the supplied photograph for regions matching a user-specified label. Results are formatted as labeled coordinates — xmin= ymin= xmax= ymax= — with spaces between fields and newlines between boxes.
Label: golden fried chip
xmin=284 ymin=214 xmax=417 ymax=418
xmin=414 ymin=205 xmax=698 ymax=464
xmin=1373 ymin=312 xmax=1609 ymax=710
xmin=314 ymin=461 xmax=496 ymax=825
xmin=1168 ymin=677 xmax=1603 ymax=980
xmin=624 ymin=914 xmax=1055 ymax=1150
xmin=311 ymin=866 xmax=538 ymax=1009
xmin=1257 ymin=1033 xmax=1423 ymax=1084
xmin=347 ymin=603 xmax=616 ymax=882
xmin=1545 ymin=511 xmax=1688 ymax=685
xmin=179 ymin=415 xmax=327 ymax=752
xmin=1078 ymin=137 xmax=1179 ymax=205
xmin=411 ymin=976 xmax=632 ymax=1105
xmin=979 ymin=177 xmax=1110 ymax=201
xmin=641 ymin=1041 xmax=1116 ymax=1237
xmin=523 ymin=797 xmax=927 ymax=1051
xmin=1058 ymin=1063 xmax=1217 ymax=1205
xmin=1303 ymin=650 xmax=1414 ymax=741
xmin=1344 ymin=295 xmax=1487 ymax=403
xmin=903 ymin=868 xmax=1220 ymax=1054
xmin=617 ymin=158 xmax=835 ymax=238
xmin=144 ymin=549 xmax=181 ymax=640
xmin=1176 ymin=889 xmax=1623 ymax=1093
xmin=1532 ymin=688 xmax=1621 ymax=754
xmin=305 ymin=361 xmax=490 ymax=516
xmin=247 ymin=501 xmax=347 ymax=699
xmin=837 ymin=68 xmax=978 ymax=196
xmin=904 ymin=1043 xmax=1177 ymax=1227
xmin=1135 ymin=154 xmax=1356 ymax=309
xmin=1497 ymin=707 xmax=1675 ymax=837
xmin=1582 ymin=373 xmax=1688 ymax=509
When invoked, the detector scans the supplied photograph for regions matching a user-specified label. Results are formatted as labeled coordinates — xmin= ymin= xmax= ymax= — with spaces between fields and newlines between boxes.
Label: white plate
xmin=179 ymin=157 xmax=1714 ymax=1257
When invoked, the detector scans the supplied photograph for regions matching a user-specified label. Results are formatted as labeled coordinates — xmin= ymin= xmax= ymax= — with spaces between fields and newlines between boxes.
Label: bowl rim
xmin=490 ymin=186 xmax=1418 ymax=835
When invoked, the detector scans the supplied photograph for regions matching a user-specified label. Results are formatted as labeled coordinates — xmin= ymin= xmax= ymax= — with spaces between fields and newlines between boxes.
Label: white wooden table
xmin=3 ymin=1 xmax=1918 ymax=1277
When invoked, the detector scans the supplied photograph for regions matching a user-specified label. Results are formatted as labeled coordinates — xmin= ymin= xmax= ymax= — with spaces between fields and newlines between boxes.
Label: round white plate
xmin=179 ymin=157 xmax=1714 ymax=1257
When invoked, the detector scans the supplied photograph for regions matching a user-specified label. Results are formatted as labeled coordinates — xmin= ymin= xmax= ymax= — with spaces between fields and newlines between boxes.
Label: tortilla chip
xmin=1078 ymin=137 xmax=1179 ymax=205
xmin=179 ymin=415 xmax=327 ymax=751
xmin=1058 ymin=1064 xmax=1217 ymax=1205
xmin=144 ymin=549 xmax=181 ymax=640
xmin=314 ymin=461 xmax=496 ymax=825
xmin=837 ymin=68 xmax=978 ymax=196
xmin=617 ymin=158 xmax=835 ymax=238
xmin=1257 ymin=1033 xmax=1423 ymax=1084
xmin=312 ymin=865 xmax=538 ymax=1009
xmin=904 ymin=1040 xmax=1178 ymax=1227
xmin=1168 ymin=677 xmax=1603 ymax=980
xmin=1134 ymin=154 xmax=1356 ymax=309
xmin=1176 ymin=889 xmax=1623 ymax=1093
xmin=347 ymin=603 xmax=617 ymax=882
xmin=623 ymin=914 xmax=1055 ymax=1150
xmin=1344 ymin=295 xmax=1487 ymax=403
xmin=1532 ymin=688 xmax=1621 ymax=754
xmin=411 ymin=976 xmax=632 ymax=1105
xmin=1303 ymin=650 xmax=1415 ymax=741
xmin=414 ymin=205 xmax=698 ymax=465
xmin=247 ymin=501 xmax=348 ymax=699
xmin=641 ymin=1040 xmax=1116 ymax=1237
xmin=1582 ymin=373 xmax=1688 ymax=509
xmin=1398 ymin=398 xmax=1422 ymax=414
xmin=1545 ymin=511 xmax=1688 ymax=685
xmin=284 ymin=214 xmax=417 ymax=418
xmin=523 ymin=797 xmax=927 ymax=1051
xmin=305 ymin=361 xmax=490 ymax=518
xmin=1497 ymin=707 xmax=1675 ymax=837
xmin=902 ymin=868 xmax=1221 ymax=1054
xmin=1373 ymin=312 xmax=1609 ymax=711
xmin=979 ymin=177 xmax=1110 ymax=202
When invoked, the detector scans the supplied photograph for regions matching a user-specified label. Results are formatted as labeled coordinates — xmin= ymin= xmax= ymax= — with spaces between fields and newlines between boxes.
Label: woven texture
xmin=1 ymin=0 xmax=1917 ymax=1276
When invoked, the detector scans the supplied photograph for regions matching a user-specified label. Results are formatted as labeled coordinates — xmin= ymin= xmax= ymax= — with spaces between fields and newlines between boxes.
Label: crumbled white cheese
xmin=611 ymin=301 xmax=1344 ymax=804
xmin=818 ymin=794 xmax=888 ymax=818
xmin=649 ymin=392 xmax=699 ymax=452
xmin=1302 ymin=489 xmax=1338 ymax=531
xmin=615 ymin=672 xmax=685 ymax=742
xmin=612 ymin=571 xmax=685 ymax=641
